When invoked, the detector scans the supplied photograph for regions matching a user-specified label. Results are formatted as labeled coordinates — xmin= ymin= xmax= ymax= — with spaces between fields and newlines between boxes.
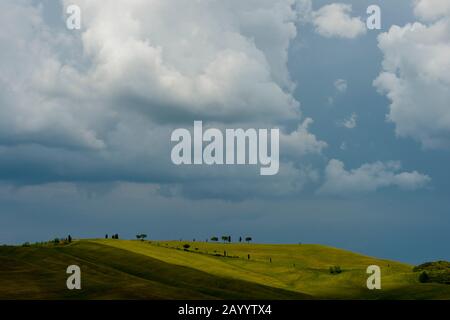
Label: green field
xmin=1 ymin=239 xmax=449 ymax=300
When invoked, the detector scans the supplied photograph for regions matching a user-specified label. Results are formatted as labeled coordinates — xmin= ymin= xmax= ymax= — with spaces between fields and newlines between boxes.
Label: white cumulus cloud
xmin=60 ymin=0 xmax=307 ymax=124
xmin=312 ymin=3 xmax=366 ymax=39
xmin=318 ymin=159 xmax=431 ymax=195
xmin=281 ymin=118 xmax=328 ymax=159
xmin=414 ymin=0 xmax=450 ymax=21
xmin=374 ymin=2 xmax=450 ymax=149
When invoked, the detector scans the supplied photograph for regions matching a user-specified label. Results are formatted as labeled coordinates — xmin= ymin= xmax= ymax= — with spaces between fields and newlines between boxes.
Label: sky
xmin=0 ymin=0 xmax=449 ymax=264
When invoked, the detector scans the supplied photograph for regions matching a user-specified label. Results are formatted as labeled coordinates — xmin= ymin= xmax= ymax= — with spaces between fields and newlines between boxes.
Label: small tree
xmin=239 ymin=237 xmax=242 ymax=243
xmin=221 ymin=236 xmax=229 ymax=243
xmin=210 ymin=236 xmax=219 ymax=242
xmin=68 ymin=235 xmax=72 ymax=243
xmin=419 ymin=271 xmax=430 ymax=283
xmin=183 ymin=244 xmax=190 ymax=250
xmin=329 ymin=266 xmax=342 ymax=274
xmin=245 ymin=237 xmax=252 ymax=243
xmin=105 ymin=234 xmax=108 ymax=239
xmin=136 ymin=234 xmax=147 ymax=241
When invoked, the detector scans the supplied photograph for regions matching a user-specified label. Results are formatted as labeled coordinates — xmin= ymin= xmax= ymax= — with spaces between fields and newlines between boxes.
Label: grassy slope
xmin=0 ymin=241 xmax=309 ymax=300
xmin=95 ymin=239 xmax=450 ymax=299
xmin=1 ymin=239 xmax=449 ymax=299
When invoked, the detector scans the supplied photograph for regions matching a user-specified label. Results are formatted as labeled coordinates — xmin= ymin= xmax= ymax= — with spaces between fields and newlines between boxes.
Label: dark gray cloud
xmin=0 ymin=0 xmax=331 ymax=200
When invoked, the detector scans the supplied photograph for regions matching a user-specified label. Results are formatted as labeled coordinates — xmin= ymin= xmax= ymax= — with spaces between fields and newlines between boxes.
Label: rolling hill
xmin=0 ymin=239 xmax=449 ymax=299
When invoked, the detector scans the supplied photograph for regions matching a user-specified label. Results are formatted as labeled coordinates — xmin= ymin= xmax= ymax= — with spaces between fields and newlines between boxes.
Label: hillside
xmin=1 ymin=239 xmax=449 ymax=299
xmin=0 ymin=241 xmax=309 ymax=300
